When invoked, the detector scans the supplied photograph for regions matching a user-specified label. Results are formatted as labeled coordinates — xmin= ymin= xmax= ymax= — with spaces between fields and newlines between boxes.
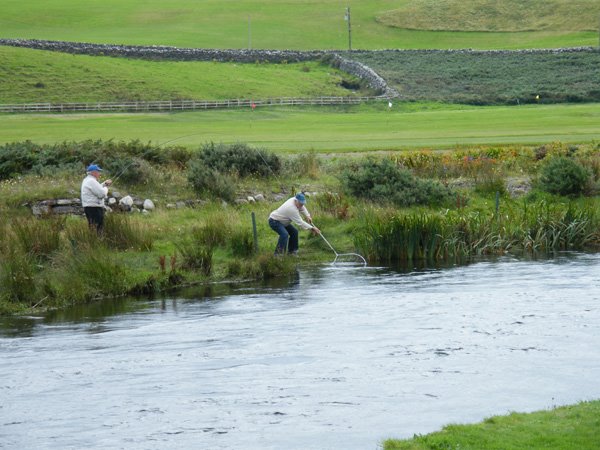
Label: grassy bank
xmin=384 ymin=400 xmax=600 ymax=449
xmin=1 ymin=0 xmax=596 ymax=50
xmin=2 ymin=103 xmax=600 ymax=151
xmin=0 ymin=46 xmax=368 ymax=104
xmin=1 ymin=139 xmax=599 ymax=315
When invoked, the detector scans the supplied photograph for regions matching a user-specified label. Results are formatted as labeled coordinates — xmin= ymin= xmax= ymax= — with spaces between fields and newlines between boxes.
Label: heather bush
xmin=341 ymin=158 xmax=454 ymax=207
xmin=538 ymin=156 xmax=590 ymax=197
xmin=198 ymin=142 xmax=280 ymax=177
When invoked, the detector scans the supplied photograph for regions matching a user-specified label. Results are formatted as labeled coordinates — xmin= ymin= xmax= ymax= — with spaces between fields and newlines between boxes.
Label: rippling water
xmin=1 ymin=253 xmax=599 ymax=449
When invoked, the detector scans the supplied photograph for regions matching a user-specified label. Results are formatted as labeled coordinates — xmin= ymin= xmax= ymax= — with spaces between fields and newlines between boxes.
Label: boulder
xmin=143 ymin=199 xmax=155 ymax=210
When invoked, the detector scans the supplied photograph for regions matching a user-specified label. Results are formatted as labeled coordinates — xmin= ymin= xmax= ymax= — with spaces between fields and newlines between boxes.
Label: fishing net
xmin=318 ymin=232 xmax=367 ymax=267
xmin=331 ymin=252 xmax=368 ymax=266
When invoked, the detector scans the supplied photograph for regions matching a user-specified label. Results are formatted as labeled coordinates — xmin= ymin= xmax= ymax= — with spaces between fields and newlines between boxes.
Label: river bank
xmin=1 ymin=140 xmax=599 ymax=315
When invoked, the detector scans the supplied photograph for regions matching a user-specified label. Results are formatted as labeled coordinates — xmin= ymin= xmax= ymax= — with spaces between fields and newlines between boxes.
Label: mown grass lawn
xmin=1 ymin=103 xmax=599 ymax=152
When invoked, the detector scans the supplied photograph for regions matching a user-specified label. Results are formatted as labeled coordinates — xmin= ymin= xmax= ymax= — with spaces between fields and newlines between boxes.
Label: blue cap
xmin=86 ymin=164 xmax=103 ymax=172
xmin=295 ymin=193 xmax=306 ymax=204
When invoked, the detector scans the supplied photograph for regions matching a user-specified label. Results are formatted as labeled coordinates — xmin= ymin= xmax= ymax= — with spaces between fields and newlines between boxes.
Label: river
xmin=1 ymin=253 xmax=599 ymax=449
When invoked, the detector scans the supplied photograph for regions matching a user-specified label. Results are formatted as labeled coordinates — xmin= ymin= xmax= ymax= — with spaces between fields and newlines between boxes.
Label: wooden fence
xmin=0 ymin=96 xmax=385 ymax=113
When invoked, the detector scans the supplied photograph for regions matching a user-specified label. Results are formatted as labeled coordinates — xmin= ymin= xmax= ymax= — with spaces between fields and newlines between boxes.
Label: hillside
xmin=349 ymin=49 xmax=600 ymax=105
xmin=377 ymin=0 xmax=600 ymax=32
xmin=1 ymin=0 xmax=597 ymax=50
xmin=0 ymin=46 xmax=368 ymax=104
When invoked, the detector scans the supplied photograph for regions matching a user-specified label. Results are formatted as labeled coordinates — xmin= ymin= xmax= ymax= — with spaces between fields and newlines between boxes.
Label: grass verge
xmin=384 ymin=400 xmax=600 ymax=450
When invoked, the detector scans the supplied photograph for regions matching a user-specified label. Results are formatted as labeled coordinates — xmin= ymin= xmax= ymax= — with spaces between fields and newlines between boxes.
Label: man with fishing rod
xmin=81 ymin=164 xmax=112 ymax=234
xmin=269 ymin=193 xmax=320 ymax=256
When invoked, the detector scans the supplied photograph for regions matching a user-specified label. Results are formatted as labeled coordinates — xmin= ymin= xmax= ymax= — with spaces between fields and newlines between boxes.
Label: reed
xmin=355 ymin=199 xmax=600 ymax=263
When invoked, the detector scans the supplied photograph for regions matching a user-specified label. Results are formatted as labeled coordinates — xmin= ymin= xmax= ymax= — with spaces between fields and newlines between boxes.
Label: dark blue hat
xmin=86 ymin=164 xmax=103 ymax=172
xmin=295 ymin=193 xmax=306 ymax=204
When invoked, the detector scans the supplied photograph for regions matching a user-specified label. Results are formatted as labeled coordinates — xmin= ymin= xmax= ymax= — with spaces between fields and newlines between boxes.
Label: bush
xmin=187 ymin=159 xmax=236 ymax=201
xmin=538 ymin=157 xmax=590 ymax=197
xmin=341 ymin=158 xmax=454 ymax=207
xmin=198 ymin=142 xmax=281 ymax=177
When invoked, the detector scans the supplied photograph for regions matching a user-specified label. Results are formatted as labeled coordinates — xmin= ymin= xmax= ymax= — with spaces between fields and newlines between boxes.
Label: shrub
xmin=285 ymin=152 xmax=320 ymax=179
xmin=538 ymin=157 xmax=590 ymax=197
xmin=198 ymin=142 xmax=281 ymax=177
xmin=187 ymin=159 xmax=236 ymax=201
xmin=0 ymin=141 xmax=38 ymax=180
xmin=313 ymin=192 xmax=351 ymax=220
xmin=341 ymin=158 xmax=454 ymax=207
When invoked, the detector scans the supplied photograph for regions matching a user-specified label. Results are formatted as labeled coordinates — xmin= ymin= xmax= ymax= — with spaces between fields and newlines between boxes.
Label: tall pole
xmin=248 ymin=15 xmax=252 ymax=50
xmin=345 ymin=7 xmax=352 ymax=51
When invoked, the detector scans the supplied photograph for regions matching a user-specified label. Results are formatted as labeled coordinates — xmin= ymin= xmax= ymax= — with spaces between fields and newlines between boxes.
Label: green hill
xmin=377 ymin=0 xmax=600 ymax=32
xmin=0 ymin=46 xmax=368 ymax=104
xmin=1 ymin=0 xmax=597 ymax=50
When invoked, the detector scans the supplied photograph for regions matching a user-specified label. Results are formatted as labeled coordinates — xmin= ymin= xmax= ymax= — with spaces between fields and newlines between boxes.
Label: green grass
xmin=377 ymin=0 xmax=600 ymax=32
xmin=384 ymin=400 xmax=600 ymax=450
xmin=1 ymin=103 xmax=599 ymax=152
xmin=0 ymin=46 xmax=366 ymax=104
xmin=1 ymin=0 xmax=598 ymax=50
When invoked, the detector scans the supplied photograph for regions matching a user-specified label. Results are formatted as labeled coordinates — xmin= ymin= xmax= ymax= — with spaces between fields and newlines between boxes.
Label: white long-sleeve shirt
xmin=269 ymin=197 xmax=313 ymax=230
xmin=81 ymin=174 xmax=108 ymax=207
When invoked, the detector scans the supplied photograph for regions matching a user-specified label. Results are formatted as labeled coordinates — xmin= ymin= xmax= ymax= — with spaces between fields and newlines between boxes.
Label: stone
xmin=119 ymin=195 xmax=134 ymax=207
xmin=247 ymin=196 xmax=255 ymax=203
xmin=254 ymin=194 xmax=265 ymax=202
xmin=166 ymin=203 xmax=176 ymax=209
xmin=108 ymin=197 xmax=117 ymax=206
xmin=143 ymin=199 xmax=155 ymax=210
xmin=32 ymin=204 xmax=51 ymax=216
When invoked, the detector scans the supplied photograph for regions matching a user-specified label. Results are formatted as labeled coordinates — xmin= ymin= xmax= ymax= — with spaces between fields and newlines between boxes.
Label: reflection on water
xmin=1 ymin=252 xmax=599 ymax=450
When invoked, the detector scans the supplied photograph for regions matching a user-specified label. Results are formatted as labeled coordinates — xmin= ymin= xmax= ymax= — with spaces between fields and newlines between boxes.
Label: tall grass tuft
xmin=177 ymin=242 xmax=213 ymax=275
xmin=48 ymin=246 xmax=132 ymax=302
xmin=0 ymin=241 xmax=37 ymax=304
xmin=10 ymin=216 xmax=65 ymax=261
xmin=103 ymin=213 xmax=153 ymax=251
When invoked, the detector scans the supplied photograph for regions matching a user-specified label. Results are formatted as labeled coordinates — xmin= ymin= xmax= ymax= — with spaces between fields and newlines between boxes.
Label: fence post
xmin=495 ymin=191 xmax=500 ymax=217
xmin=251 ymin=212 xmax=259 ymax=253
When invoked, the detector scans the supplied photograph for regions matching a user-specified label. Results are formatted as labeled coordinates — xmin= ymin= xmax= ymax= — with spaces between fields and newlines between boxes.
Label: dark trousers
xmin=84 ymin=206 xmax=104 ymax=234
xmin=268 ymin=218 xmax=298 ymax=255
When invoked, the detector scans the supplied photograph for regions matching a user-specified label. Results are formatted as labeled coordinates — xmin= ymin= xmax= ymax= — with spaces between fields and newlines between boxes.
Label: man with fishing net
xmin=81 ymin=164 xmax=112 ymax=234
xmin=268 ymin=193 xmax=320 ymax=256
